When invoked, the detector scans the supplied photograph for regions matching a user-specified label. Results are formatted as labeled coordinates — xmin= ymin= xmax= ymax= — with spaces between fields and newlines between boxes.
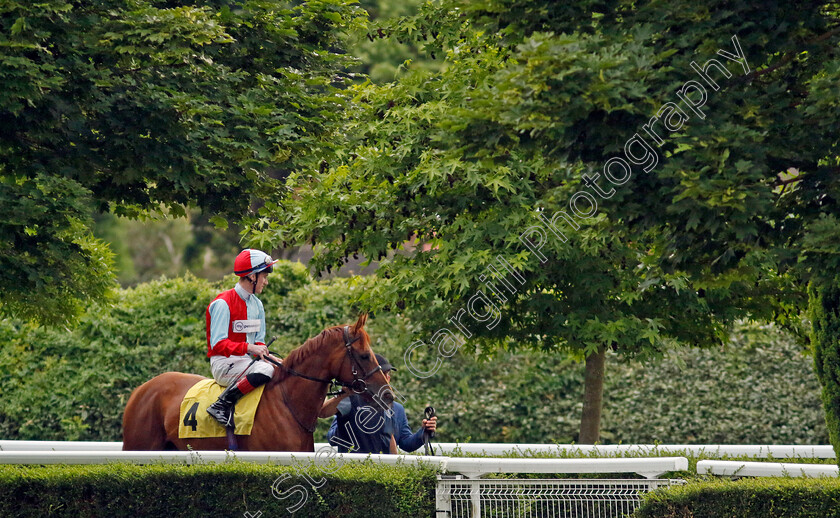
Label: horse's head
xmin=331 ymin=313 xmax=394 ymax=412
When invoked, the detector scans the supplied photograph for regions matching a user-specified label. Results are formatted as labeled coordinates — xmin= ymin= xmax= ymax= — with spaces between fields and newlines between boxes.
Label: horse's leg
xmin=244 ymin=399 xmax=316 ymax=452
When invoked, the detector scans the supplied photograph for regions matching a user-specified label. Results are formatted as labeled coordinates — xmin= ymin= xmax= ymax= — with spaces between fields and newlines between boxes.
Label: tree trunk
xmin=579 ymin=345 xmax=606 ymax=444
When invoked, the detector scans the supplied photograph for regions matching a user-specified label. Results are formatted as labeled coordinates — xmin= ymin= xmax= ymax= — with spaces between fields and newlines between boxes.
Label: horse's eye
xmin=360 ymin=354 xmax=370 ymax=361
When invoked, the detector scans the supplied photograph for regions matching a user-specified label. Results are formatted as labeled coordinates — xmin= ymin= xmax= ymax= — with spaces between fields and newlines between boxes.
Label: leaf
xmin=11 ymin=17 xmax=26 ymax=36
xmin=209 ymin=215 xmax=229 ymax=230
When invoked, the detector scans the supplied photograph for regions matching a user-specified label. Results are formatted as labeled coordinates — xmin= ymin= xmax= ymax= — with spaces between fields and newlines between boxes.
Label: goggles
xmin=234 ymin=251 xmax=277 ymax=276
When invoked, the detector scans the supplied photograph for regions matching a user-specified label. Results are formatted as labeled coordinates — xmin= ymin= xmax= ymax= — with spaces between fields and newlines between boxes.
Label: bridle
xmin=279 ymin=326 xmax=386 ymax=433
xmin=282 ymin=326 xmax=384 ymax=394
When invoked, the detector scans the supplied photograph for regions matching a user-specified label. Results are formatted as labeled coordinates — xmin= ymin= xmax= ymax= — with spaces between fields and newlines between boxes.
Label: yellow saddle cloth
xmin=178 ymin=379 xmax=266 ymax=438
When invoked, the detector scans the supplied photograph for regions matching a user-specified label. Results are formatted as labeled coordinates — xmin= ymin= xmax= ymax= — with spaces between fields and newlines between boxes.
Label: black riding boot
xmin=206 ymin=385 xmax=244 ymax=428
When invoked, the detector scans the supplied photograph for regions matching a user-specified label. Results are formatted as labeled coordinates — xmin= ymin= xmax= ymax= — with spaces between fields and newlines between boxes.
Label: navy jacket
xmin=326 ymin=396 xmax=425 ymax=454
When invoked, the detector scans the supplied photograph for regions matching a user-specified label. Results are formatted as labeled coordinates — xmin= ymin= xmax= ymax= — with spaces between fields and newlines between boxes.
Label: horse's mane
xmin=269 ymin=323 xmax=372 ymax=385
xmin=272 ymin=326 xmax=344 ymax=383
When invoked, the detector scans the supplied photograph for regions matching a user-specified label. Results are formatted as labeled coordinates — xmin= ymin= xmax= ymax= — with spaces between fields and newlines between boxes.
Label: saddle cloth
xmin=178 ymin=379 xmax=266 ymax=438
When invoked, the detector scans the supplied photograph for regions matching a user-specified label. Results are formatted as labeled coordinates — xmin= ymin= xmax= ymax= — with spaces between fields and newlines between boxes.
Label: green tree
xmin=806 ymin=280 xmax=840 ymax=457
xmin=248 ymin=0 xmax=803 ymax=442
xmin=0 ymin=0 xmax=364 ymax=324
xmin=543 ymin=2 xmax=840 ymax=454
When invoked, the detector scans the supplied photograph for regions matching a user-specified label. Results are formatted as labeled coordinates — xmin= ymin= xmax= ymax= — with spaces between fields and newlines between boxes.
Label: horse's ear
xmin=352 ymin=313 xmax=368 ymax=334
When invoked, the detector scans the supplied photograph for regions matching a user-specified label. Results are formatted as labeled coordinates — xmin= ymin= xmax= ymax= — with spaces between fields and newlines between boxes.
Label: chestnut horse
xmin=122 ymin=314 xmax=392 ymax=451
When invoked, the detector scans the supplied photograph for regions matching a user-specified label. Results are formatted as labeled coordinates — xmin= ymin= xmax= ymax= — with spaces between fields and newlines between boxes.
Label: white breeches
xmin=209 ymin=354 xmax=275 ymax=386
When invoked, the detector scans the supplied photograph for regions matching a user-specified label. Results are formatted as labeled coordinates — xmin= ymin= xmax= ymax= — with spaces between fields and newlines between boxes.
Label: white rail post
xmin=467 ymin=474 xmax=482 ymax=518
xmin=435 ymin=475 xmax=456 ymax=517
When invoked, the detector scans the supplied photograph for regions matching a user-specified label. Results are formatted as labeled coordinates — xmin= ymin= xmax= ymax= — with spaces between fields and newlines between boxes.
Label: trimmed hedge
xmin=0 ymin=461 xmax=437 ymax=518
xmin=635 ymin=477 xmax=840 ymax=518
xmin=0 ymin=274 xmax=221 ymax=441
xmin=810 ymin=277 xmax=840 ymax=462
xmin=393 ymin=322 xmax=827 ymax=445
xmin=603 ymin=323 xmax=827 ymax=444
xmin=0 ymin=266 xmax=827 ymax=445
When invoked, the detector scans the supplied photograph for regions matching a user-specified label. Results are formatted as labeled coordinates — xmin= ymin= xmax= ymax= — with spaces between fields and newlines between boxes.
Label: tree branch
xmin=735 ymin=26 xmax=840 ymax=84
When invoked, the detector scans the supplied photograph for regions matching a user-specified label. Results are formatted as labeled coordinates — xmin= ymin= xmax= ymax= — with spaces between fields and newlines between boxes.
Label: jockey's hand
xmin=248 ymin=343 xmax=269 ymax=359
xmin=422 ymin=416 xmax=437 ymax=433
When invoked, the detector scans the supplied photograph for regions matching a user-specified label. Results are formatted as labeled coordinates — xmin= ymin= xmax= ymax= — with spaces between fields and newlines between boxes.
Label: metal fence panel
xmin=436 ymin=477 xmax=683 ymax=518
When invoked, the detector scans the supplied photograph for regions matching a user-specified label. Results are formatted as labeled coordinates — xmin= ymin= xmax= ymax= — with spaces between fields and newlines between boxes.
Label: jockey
xmin=205 ymin=249 xmax=279 ymax=427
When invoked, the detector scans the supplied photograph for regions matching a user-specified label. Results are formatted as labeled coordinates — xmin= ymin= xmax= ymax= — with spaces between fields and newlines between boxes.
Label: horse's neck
xmin=271 ymin=347 xmax=333 ymax=421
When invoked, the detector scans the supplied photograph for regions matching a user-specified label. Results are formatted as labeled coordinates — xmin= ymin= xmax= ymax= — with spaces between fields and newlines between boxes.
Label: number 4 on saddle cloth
xmin=178 ymin=379 xmax=266 ymax=438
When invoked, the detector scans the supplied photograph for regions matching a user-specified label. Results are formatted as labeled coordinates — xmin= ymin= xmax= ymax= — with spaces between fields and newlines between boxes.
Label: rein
xmin=274 ymin=326 xmax=385 ymax=433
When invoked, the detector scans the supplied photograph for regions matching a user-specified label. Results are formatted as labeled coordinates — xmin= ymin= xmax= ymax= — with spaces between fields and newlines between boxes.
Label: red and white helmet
xmin=233 ymin=249 xmax=279 ymax=277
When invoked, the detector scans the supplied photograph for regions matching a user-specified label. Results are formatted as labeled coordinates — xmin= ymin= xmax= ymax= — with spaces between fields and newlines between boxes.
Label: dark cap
xmin=375 ymin=353 xmax=396 ymax=372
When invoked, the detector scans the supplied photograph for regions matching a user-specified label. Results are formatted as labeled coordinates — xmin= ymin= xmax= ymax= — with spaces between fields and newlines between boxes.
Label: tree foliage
xmin=810 ymin=277 xmax=840 ymax=460
xmin=247 ymin=0 xmax=826 ymax=440
xmin=0 ymin=0 xmax=364 ymax=324
xmin=253 ymin=7 xmax=723 ymax=354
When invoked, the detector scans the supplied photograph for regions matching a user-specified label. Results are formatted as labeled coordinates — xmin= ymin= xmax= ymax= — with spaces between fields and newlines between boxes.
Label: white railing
xmin=437 ymin=477 xmax=683 ymax=518
xmin=0 ymin=444 xmax=687 ymax=518
xmin=431 ymin=442 xmax=837 ymax=459
xmin=5 ymin=441 xmax=836 ymax=517
xmin=444 ymin=456 xmax=686 ymax=479
xmin=0 ymin=440 xmax=122 ymax=451
xmin=0 ymin=449 xmax=687 ymax=479
xmin=697 ymin=460 xmax=839 ymax=478
xmin=3 ymin=441 xmax=834 ymax=458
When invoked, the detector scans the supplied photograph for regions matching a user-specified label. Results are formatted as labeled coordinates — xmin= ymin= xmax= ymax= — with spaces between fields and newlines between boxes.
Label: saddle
xmin=178 ymin=379 xmax=266 ymax=438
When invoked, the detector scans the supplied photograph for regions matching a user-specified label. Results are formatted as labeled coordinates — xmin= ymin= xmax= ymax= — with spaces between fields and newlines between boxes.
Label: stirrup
xmin=207 ymin=400 xmax=234 ymax=428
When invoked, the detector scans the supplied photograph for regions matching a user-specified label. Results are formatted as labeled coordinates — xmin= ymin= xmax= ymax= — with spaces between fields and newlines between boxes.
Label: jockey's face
xmin=255 ymin=271 xmax=270 ymax=294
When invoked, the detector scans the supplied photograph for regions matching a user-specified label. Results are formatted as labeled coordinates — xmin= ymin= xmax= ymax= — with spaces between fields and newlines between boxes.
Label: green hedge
xmin=635 ymin=477 xmax=840 ymax=518
xmin=602 ymin=323 xmax=827 ymax=444
xmin=0 ymin=262 xmax=402 ymax=442
xmin=0 ymin=462 xmax=437 ymax=518
xmin=0 ymin=274 xmax=220 ymax=441
xmin=0 ymin=265 xmax=827 ymax=445
xmin=391 ymin=322 xmax=827 ymax=445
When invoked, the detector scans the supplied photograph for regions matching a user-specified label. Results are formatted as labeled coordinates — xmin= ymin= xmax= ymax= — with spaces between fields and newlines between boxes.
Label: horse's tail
xmin=122 ymin=373 xmax=175 ymax=450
